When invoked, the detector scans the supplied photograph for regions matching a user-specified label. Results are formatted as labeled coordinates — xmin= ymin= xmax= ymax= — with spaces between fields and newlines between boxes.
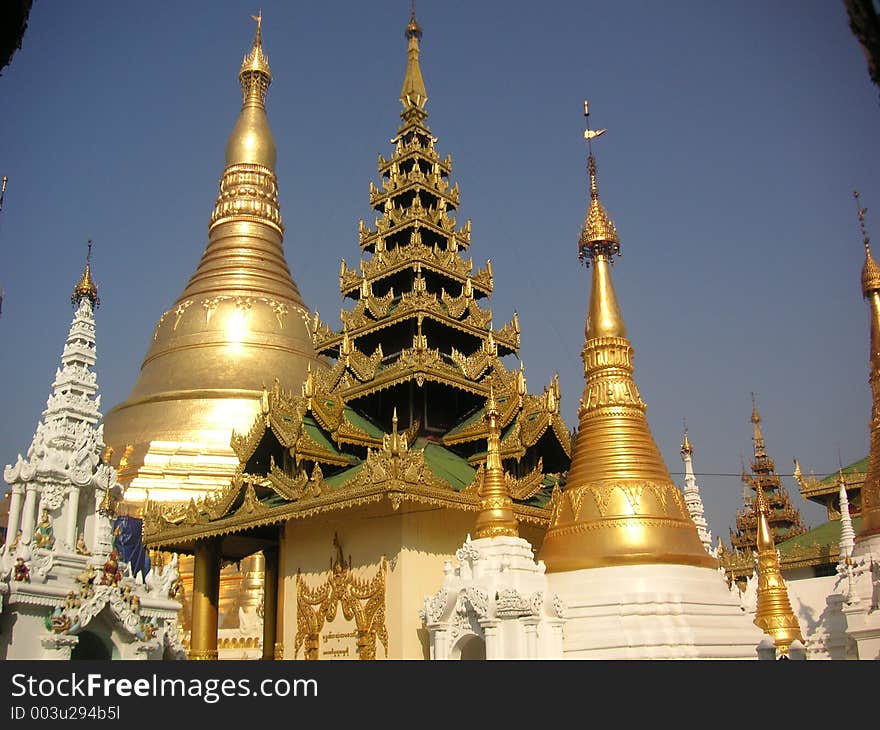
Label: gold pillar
xmin=189 ymin=538 xmax=221 ymax=660
xmin=274 ymin=537 xmax=286 ymax=660
xmin=261 ymin=546 xmax=279 ymax=660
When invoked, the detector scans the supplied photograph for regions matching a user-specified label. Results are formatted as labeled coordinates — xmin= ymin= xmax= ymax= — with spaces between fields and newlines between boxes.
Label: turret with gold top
xmin=856 ymin=191 xmax=880 ymax=543
xmin=539 ymin=103 xmax=714 ymax=572
xmin=103 ymin=13 xmax=323 ymax=507
xmin=752 ymin=480 xmax=803 ymax=655
xmin=474 ymin=386 xmax=518 ymax=539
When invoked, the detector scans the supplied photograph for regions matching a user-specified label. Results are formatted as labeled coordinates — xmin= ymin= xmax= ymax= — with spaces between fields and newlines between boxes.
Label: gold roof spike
xmin=103 ymin=18 xmax=321 ymax=507
xmin=71 ymin=239 xmax=99 ymax=308
xmin=473 ymin=385 xmax=519 ymax=539
xmin=856 ymin=191 xmax=880 ymax=541
xmin=752 ymin=481 xmax=803 ymax=655
xmin=539 ymin=102 xmax=714 ymax=572
xmin=750 ymin=392 xmax=766 ymax=456
xmin=400 ymin=3 xmax=428 ymax=119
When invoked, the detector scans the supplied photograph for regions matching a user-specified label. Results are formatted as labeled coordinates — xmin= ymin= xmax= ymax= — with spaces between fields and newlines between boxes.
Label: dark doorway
xmin=70 ymin=631 xmax=112 ymax=660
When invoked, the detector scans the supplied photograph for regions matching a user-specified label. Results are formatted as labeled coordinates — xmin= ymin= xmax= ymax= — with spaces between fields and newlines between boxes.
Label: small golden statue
xmin=34 ymin=509 xmax=55 ymax=549
xmin=75 ymin=532 xmax=91 ymax=556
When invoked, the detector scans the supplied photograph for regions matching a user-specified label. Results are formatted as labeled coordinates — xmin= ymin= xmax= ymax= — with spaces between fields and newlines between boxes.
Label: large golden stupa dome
xmin=104 ymin=17 xmax=323 ymax=507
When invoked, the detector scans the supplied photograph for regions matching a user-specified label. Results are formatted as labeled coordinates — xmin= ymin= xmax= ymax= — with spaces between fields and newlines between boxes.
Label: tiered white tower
xmin=0 ymin=249 xmax=183 ymax=660
xmin=680 ymin=427 xmax=715 ymax=555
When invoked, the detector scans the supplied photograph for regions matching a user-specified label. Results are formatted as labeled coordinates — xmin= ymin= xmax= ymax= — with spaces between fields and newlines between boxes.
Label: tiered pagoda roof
xmin=143 ymin=11 xmax=570 ymax=550
xmin=729 ymin=397 xmax=806 ymax=553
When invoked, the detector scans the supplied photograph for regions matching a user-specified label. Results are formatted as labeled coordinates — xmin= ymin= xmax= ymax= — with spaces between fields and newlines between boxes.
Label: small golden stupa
xmin=752 ymin=480 xmax=803 ymax=655
xmin=538 ymin=103 xmax=715 ymax=572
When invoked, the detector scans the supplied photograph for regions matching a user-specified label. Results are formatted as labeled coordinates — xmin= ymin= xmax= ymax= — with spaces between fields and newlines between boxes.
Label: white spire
xmin=838 ymin=472 xmax=855 ymax=566
xmin=680 ymin=425 xmax=714 ymax=556
xmin=3 ymin=268 xmax=118 ymax=552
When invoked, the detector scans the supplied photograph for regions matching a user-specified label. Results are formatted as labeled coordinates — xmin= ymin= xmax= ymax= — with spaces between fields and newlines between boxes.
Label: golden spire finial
xmin=680 ymin=418 xmax=693 ymax=458
xmin=857 ymin=191 xmax=880 ymax=297
xmin=400 ymin=3 xmax=428 ymax=117
xmin=752 ymin=481 xmax=803 ymax=654
xmin=72 ymin=238 xmax=100 ymax=308
xmin=474 ymin=385 xmax=518 ymax=539
xmin=750 ymin=392 xmax=766 ymax=456
xmin=538 ymin=102 xmax=713 ymax=572
xmin=240 ymin=9 xmax=271 ymax=86
xmin=578 ymin=101 xmax=619 ymax=266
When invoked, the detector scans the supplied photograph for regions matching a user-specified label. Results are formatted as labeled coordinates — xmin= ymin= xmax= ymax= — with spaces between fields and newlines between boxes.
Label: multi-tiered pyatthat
xmin=539 ymin=105 xmax=714 ymax=572
xmin=731 ymin=396 xmax=806 ymax=552
xmin=143 ymin=9 xmax=570 ymax=563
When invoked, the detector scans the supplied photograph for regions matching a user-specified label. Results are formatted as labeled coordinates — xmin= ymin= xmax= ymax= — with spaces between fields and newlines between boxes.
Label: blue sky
xmin=1 ymin=1 xmax=878 ymax=541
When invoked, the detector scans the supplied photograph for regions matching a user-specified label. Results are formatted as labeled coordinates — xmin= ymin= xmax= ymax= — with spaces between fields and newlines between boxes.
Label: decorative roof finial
xmin=72 ymin=239 xmax=100 ymax=308
xmin=406 ymin=1 xmax=422 ymax=40
xmin=239 ymin=9 xmax=272 ymax=103
xmin=400 ymin=3 xmax=428 ymax=118
xmin=578 ymin=100 xmax=619 ymax=266
xmin=473 ymin=384 xmax=518 ymax=539
xmin=680 ymin=417 xmax=693 ymax=458
xmin=857 ymin=191 xmax=880 ymax=297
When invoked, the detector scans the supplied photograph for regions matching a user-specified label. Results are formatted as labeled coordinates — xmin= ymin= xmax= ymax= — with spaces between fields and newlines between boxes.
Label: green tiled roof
xmin=344 ymin=407 xmax=385 ymax=438
xmin=818 ymin=456 xmax=868 ymax=485
xmin=421 ymin=441 xmax=476 ymax=491
xmin=445 ymin=397 xmax=514 ymax=438
xmin=323 ymin=462 xmax=365 ymax=489
xmin=302 ymin=417 xmax=356 ymax=461
xmin=777 ymin=516 xmax=863 ymax=554
xmin=445 ymin=406 xmax=485 ymax=437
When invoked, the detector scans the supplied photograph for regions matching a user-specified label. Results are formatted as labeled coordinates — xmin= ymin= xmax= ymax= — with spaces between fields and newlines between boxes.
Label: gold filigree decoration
xmin=294 ymin=535 xmax=388 ymax=660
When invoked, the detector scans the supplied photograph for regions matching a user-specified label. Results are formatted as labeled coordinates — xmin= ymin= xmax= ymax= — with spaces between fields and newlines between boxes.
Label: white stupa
xmin=0 ymin=246 xmax=184 ymax=659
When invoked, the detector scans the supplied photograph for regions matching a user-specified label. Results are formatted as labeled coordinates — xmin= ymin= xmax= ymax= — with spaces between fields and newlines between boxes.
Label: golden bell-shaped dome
xmin=104 ymin=18 xmax=323 ymax=507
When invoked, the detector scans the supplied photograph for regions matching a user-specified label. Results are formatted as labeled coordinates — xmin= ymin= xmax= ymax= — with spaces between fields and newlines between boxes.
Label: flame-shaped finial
xmin=400 ymin=3 xmax=428 ymax=117
xmin=72 ymin=239 xmax=100 ymax=308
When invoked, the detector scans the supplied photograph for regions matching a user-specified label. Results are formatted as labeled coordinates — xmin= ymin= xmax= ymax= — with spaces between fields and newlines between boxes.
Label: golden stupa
xmin=102 ymin=14 xmax=323 ymax=645
xmin=104 ymin=14 xmax=322 ymax=505
xmin=538 ymin=104 xmax=715 ymax=572
xmin=857 ymin=192 xmax=880 ymax=543
xmin=752 ymin=481 xmax=803 ymax=654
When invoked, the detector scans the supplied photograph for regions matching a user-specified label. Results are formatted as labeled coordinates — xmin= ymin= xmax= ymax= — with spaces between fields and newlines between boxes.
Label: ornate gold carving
xmin=295 ymin=535 xmax=388 ymax=660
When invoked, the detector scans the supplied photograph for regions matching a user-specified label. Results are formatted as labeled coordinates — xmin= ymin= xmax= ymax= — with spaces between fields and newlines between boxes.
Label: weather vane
xmin=252 ymin=9 xmax=262 ymax=34
xmin=583 ymin=100 xmax=607 ymax=145
xmin=855 ymin=190 xmax=871 ymax=251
